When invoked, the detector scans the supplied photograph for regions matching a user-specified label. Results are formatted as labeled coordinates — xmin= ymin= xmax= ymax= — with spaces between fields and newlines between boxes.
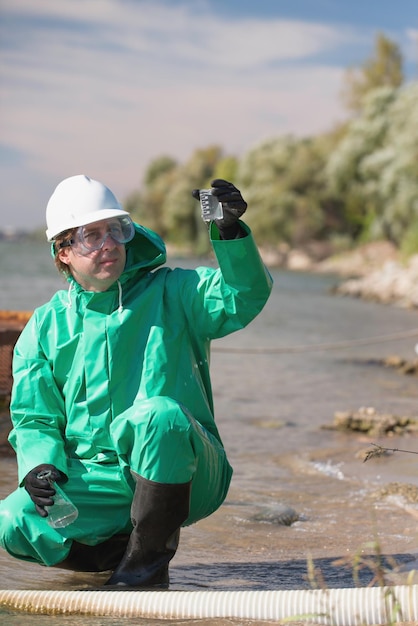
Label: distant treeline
xmin=126 ymin=34 xmax=418 ymax=258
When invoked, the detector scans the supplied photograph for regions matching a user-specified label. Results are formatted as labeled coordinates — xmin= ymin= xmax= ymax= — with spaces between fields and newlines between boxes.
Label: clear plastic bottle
xmin=36 ymin=469 xmax=79 ymax=528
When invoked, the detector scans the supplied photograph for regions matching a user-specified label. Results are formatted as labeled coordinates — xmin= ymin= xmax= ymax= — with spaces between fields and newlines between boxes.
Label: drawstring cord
xmin=66 ymin=284 xmax=74 ymax=309
xmin=117 ymin=280 xmax=123 ymax=313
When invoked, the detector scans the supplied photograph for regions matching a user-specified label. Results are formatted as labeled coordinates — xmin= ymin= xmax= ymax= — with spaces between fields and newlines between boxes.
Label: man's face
xmin=58 ymin=218 xmax=127 ymax=292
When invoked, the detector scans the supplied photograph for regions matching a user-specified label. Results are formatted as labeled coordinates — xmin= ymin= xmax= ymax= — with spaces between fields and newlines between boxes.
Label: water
xmin=1 ymin=241 xmax=418 ymax=625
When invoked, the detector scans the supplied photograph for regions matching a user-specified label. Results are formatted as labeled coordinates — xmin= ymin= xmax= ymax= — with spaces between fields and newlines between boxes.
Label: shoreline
xmin=261 ymin=240 xmax=418 ymax=310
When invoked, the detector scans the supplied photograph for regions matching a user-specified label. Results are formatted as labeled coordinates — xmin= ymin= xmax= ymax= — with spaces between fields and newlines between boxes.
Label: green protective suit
xmin=0 ymin=221 xmax=272 ymax=567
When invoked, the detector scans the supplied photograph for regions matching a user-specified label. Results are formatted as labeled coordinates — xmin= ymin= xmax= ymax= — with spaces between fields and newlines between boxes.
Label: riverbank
xmin=262 ymin=240 xmax=418 ymax=310
xmin=317 ymin=241 xmax=418 ymax=309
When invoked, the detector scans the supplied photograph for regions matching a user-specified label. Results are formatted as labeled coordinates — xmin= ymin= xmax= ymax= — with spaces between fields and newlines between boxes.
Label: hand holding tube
xmin=24 ymin=464 xmax=63 ymax=517
xmin=192 ymin=179 xmax=247 ymax=239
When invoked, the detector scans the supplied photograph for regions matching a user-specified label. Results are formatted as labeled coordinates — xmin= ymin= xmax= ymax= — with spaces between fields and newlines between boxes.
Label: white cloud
xmin=2 ymin=0 xmax=353 ymax=66
xmin=0 ymin=0 xmax=381 ymax=228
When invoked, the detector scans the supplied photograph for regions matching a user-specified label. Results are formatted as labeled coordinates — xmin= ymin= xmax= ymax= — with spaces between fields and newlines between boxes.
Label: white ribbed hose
xmin=1 ymin=585 xmax=417 ymax=625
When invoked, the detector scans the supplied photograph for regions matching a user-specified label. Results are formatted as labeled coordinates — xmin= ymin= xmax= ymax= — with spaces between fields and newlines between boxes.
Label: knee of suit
xmin=111 ymin=396 xmax=198 ymax=483
xmin=111 ymin=396 xmax=196 ymax=445
xmin=135 ymin=396 xmax=195 ymax=432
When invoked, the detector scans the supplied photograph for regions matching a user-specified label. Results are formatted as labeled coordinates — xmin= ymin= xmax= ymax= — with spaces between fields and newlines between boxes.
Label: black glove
xmin=192 ymin=179 xmax=247 ymax=239
xmin=24 ymin=463 xmax=63 ymax=518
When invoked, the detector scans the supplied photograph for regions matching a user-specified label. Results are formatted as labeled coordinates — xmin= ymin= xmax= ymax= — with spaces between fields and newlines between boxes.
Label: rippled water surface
xmin=1 ymin=241 xmax=418 ymax=625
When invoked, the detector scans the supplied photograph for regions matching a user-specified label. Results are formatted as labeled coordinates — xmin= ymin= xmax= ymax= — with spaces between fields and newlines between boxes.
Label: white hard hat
xmin=46 ymin=175 xmax=130 ymax=240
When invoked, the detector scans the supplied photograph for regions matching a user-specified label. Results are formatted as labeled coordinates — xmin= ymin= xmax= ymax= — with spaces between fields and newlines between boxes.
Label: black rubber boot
xmin=105 ymin=476 xmax=191 ymax=589
xmin=54 ymin=534 xmax=130 ymax=572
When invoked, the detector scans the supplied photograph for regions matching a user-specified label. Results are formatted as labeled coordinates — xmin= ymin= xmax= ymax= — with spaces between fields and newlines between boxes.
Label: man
xmin=0 ymin=175 xmax=272 ymax=588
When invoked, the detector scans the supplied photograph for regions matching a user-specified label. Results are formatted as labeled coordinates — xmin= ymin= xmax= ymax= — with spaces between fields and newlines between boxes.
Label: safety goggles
xmin=60 ymin=216 xmax=135 ymax=255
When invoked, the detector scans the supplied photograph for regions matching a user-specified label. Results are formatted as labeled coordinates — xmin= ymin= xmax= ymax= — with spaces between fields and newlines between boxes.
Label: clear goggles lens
xmin=72 ymin=216 xmax=135 ymax=254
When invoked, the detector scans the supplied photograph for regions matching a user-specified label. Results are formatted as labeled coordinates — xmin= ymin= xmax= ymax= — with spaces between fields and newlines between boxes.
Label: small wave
xmin=311 ymin=460 xmax=345 ymax=480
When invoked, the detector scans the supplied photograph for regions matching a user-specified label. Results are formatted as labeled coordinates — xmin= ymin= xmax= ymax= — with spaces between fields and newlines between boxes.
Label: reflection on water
xmin=1 ymin=242 xmax=418 ymax=624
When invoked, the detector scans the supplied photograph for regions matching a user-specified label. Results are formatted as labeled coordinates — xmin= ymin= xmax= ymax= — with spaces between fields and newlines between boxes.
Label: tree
xmin=326 ymin=82 xmax=418 ymax=250
xmin=162 ymin=146 xmax=225 ymax=251
xmin=237 ymin=134 xmax=344 ymax=247
xmin=341 ymin=32 xmax=404 ymax=113
xmin=127 ymin=156 xmax=180 ymax=236
xmin=144 ymin=156 xmax=178 ymax=185
xmin=123 ymin=33 xmax=414 ymax=255
xmin=128 ymin=146 xmax=227 ymax=251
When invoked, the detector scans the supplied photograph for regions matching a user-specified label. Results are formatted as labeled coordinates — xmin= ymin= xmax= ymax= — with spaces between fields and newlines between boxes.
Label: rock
xmin=323 ymin=407 xmax=418 ymax=436
xmin=316 ymin=241 xmax=398 ymax=277
xmin=374 ymin=482 xmax=418 ymax=504
xmin=251 ymin=503 xmax=300 ymax=526
xmin=315 ymin=242 xmax=418 ymax=308
xmin=399 ymin=361 xmax=418 ymax=375
xmin=383 ymin=355 xmax=406 ymax=368
xmin=335 ymin=254 xmax=418 ymax=308
xmin=379 ymin=355 xmax=418 ymax=376
xmin=286 ymin=249 xmax=314 ymax=271
xmin=259 ymin=244 xmax=289 ymax=267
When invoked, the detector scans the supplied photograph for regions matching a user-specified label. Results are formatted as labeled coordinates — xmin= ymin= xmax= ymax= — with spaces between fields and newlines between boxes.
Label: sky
xmin=1 ymin=0 xmax=417 ymax=232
